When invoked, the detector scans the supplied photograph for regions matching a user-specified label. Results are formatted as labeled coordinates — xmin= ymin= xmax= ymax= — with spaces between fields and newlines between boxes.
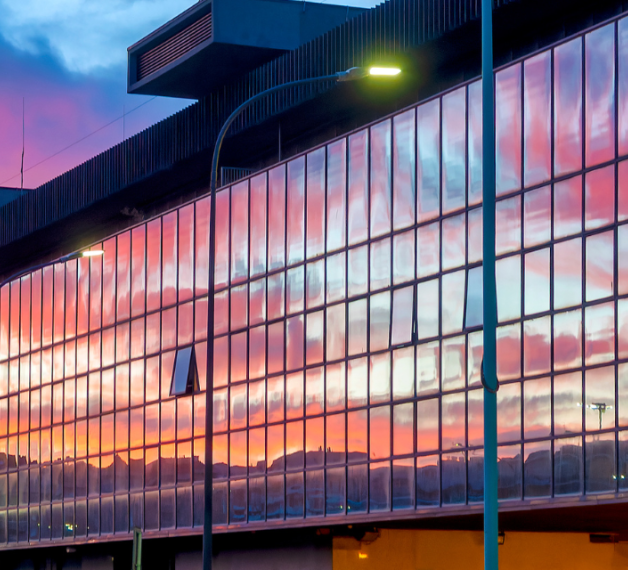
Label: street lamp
xmin=480 ymin=1 xmax=499 ymax=570
xmin=0 ymin=250 xmax=104 ymax=289
xmin=202 ymin=65 xmax=400 ymax=570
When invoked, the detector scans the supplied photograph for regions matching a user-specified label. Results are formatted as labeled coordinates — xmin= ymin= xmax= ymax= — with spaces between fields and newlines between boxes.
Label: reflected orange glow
xmin=369 ymin=406 xmax=390 ymax=460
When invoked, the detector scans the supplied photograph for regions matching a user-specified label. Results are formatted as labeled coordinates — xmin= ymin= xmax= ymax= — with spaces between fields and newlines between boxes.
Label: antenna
xmin=21 ymin=98 xmax=24 ymax=191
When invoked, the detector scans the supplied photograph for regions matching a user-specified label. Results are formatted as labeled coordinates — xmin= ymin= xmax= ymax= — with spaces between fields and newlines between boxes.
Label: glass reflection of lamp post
xmin=202 ymin=66 xmax=400 ymax=570
xmin=578 ymin=401 xmax=613 ymax=430
xmin=0 ymin=250 xmax=104 ymax=289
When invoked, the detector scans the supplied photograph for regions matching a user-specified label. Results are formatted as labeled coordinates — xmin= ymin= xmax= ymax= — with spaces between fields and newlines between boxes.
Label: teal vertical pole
xmin=481 ymin=0 xmax=499 ymax=569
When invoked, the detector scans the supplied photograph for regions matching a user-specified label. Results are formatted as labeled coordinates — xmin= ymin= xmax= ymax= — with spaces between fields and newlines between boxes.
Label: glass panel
xmin=326 ymin=252 xmax=346 ymax=304
xmin=162 ymin=212 xmax=178 ymax=306
xmin=417 ymin=222 xmax=439 ymax=278
xmin=620 ymin=226 xmax=628 ymax=295
xmin=524 ymin=51 xmax=551 ymax=187
xmin=524 ymin=186 xmax=551 ymax=247
xmin=250 ymin=174 xmax=267 ymax=278
xmin=287 ymin=157 xmax=305 ymax=265
xmin=442 ymin=451 xmax=465 ymax=504
xmin=554 ymin=38 xmax=583 ymax=176
xmin=391 ymin=287 xmax=413 ymax=347
xmin=585 ymin=24 xmax=615 ymax=167
xmin=348 ymin=130 xmax=369 ymax=245
xmin=586 ymin=432 xmax=616 ymax=493
xmin=496 ymin=324 xmax=521 ymax=381
xmin=554 ymin=436 xmax=583 ymax=495
xmin=305 ymin=417 xmax=324 ymax=467
xmin=468 ymin=80 xmax=483 ymax=206
xmin=146 ymin=219 xmax=161 ymax=311
xmin=442 ymin=393 xmax=465 ymax=450
xmin=370 ymin=238 xmax=391 ymax=291
xmin=417 ymin=99 xmax=440 ymax=222
xmin=63 ymin=265 xmax=75 ymax=342
xmin=348 ymin=299 xmax=367 ymax=356
xmin=498 ymin=445 xmax=522 ymax=500
xmin=286 ymin=266 xmax=304 ymax=315
xmin=496 ymin=196 xmax=521 ymax=255
xmin=268 ymin=165 xmax=286 ymax=270
xmin=586 ymin=231 xmax=614 ymax=302
xmin=417 ymin=398 xmax=439 ymax=453
xmin=441 ymin=336 xmax=465 ymax=392
xmin=370 ymin=120 xmax=392 ymax=237
xmin=416 ymin=455 xmax=440 ymax=507
xmin=327 ymin=139 xmax=347 ymax=252
xmin=554 ymin=372 xmax=583 ymax=436
xmin=553 ymin=239 xmax=582 ymax=310
xmin=585 ymin=166 xmax=615 ymax=230
xmin=42 ymin=267 xmax=53 ymax=347
xmin=369 ymin=353 xmax=390 ymax=404
xmin=305 ymin=368 xmax=324 ymax=416
xmin=348 ymin=245 xmax=368 ymax=297
xmin=496 ymin=63 xmax=522 ymax=195
xmin=326 ymin=303 xmax=345 ymax=362
xmin=326 ymin=362 xmax=345 ymax=412
xmin=347 ymin=358 xmax=368 ymax=409
xmin=585 ymin=366 xmax=615 ymax=431
xmin=523 ymin=316 xmax=551 ymax=376
xmin=585 ymin=302 xmax=615 ymax=365
xmin=30 ymin=281 xmax=43 ymax=356
xmin=442 ymin=87 xmax=466 ymax=213
xmin=215 ymin=190 xmax=229 ymax=290
xmin=524 ymin=248 xmax=550 ymax=315
xmin=417 ymin=279 xmax=439 ymax=340
xmin=523 ymin=377 xmax=551 ymax=438
xmin=305 ymin=311 xmax=324 ymax=365
xmin=392 ymin=346 xmax=414 ymax=400
xmin=393 ymin=109 xmax=416 ymax=230
xmin=466 ymin=266 xmax=483 ymax=328
xmin=369 ymin=292 xmax=390 ymax=352
xmin=524 ymin=440 xmax=551 ymax=498
xmin=307 ymin=148 xmax=325 ymax=259
xmin=441 ymin=270 xmax=465 ymax=335
xmin=131 ymin=225 xmax=146 ymax=316
xmin=416 ymin=341 xmax=439 ymax=396
xmin=53 ymin=266 xmax=64 ymax=344
xmin=442 ymin=214 xmax=465 ymax=270
xmin=195 ymin=197 xmax=210 ymax=296
xmin=393 ymin=230 xmax=415 ymax=285
xmin=370 ymin=461 xmax=391 ymax=512
xmin=468 ymin=388 xmax=484 ymax=446
xmin=230 ymin=181 xmax=249 ymax=284
xmin=553 ymin=310 xmax=583 ymax=371
xmin=497 ymin=382 xmax=521 ymax=443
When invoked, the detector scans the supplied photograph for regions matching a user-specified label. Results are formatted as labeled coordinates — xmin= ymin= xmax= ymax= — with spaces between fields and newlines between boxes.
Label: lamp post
xmin=202 ymin=65 xmax=400 ymax=570
xmin=481 ymin=0 xmax=499 ymax=570
xmin=0 ymin=250 xmax=104 ymax=289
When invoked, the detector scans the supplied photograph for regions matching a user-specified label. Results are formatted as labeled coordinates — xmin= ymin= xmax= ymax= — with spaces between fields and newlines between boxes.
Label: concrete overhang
xmin=127 ymin=0 xmax=368 ymax=99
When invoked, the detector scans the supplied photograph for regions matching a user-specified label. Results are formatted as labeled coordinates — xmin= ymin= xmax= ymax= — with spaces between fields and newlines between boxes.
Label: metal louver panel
xmin=137 ymin=12 xmax=213 ymax=80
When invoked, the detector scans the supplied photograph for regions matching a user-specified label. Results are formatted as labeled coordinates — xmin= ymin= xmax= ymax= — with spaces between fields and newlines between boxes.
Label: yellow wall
xmin=334 ymin=529 xmax=628 ymax=570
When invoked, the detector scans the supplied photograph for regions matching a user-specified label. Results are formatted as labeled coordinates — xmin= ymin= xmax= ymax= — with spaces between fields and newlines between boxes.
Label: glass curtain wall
xmin=1 ymin=16 xmax=628 ymax=547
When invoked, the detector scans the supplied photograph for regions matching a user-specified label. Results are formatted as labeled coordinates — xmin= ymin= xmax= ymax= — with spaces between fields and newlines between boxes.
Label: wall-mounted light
xmin=497 ymin=532 xmax=505 ymax=545
xmin=358 ymin=552 xmax=368 ymax=560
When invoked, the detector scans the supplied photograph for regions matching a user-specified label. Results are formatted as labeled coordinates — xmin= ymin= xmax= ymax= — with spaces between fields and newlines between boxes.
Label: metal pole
xmin=202 ymin=69 xmax=364 ymax=570
xmin=481 ymin=0 xmax=499 ymax=569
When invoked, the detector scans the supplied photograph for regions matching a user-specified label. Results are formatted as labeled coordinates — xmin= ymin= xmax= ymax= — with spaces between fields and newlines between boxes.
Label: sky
xmin=0 ymin=0 xmax=381 ymax=190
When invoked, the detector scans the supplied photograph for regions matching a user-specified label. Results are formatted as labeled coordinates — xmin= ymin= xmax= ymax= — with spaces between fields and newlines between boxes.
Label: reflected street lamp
xmin=203 ymin=65 xmax=400 ymax=570
xmin=0 ymin=250 xmax=104 ymax=289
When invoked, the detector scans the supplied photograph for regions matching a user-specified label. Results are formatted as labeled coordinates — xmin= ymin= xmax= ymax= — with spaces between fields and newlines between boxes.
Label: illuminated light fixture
xmin=369 ymin=66 xmax=401 ymax=76
xmin=497 ymin=532 xmax=505 ymax=545
xmin=60 ymin=250 xmax=104 ymax=262
xmin=358 ymin=553 xmax=368 ymax=559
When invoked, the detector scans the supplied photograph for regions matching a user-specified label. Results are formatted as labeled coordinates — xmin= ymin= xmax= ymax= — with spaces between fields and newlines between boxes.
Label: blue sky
xmin=0 ymin=0 xmax=381 ymax=189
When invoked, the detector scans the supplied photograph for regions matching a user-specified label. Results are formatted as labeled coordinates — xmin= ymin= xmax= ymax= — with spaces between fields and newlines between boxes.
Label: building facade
xmin=3 ymin=1 xmax=628 ymax=568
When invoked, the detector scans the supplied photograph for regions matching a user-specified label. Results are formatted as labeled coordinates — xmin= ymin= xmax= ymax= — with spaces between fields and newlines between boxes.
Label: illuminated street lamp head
xmin=369 ymin=66 xmax=402 ymax=77
xmin=59 ymin=250 xmax=105 ymax=263
xmin=336 ymin=66 xmax=401 ymax=82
